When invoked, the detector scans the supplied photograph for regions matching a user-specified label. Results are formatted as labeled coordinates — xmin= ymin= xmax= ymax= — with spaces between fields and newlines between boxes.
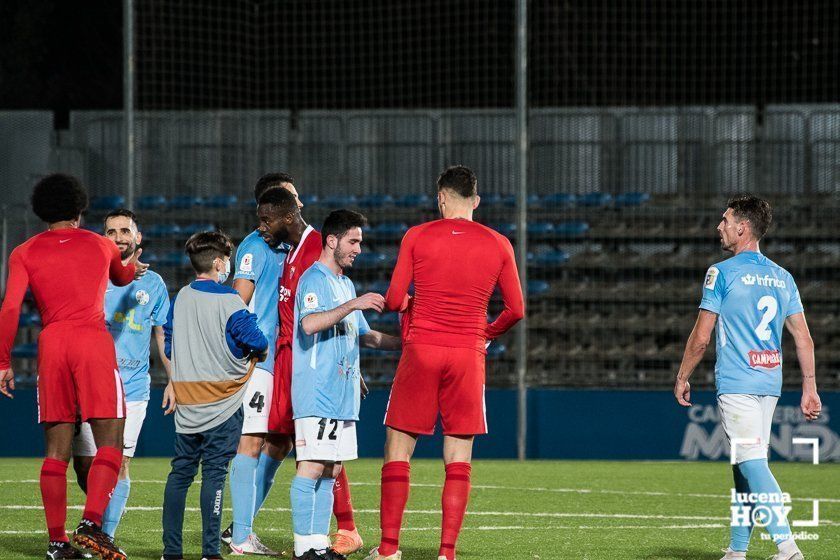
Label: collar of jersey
xmin=190 ymin=279 xmax=237 ymax=294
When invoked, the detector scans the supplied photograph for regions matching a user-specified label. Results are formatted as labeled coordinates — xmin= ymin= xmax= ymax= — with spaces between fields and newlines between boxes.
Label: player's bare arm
xmin=361 ymin=330 xmax=401 ymax=351
xmin=300 ymin=292 xmax=385 ymax=336
xmin=154 ymin=325 xmax=176 ymax=414
xmin=785 ymin=312 xmax=821 ymax=420
xmin=233 ymin=278 xmax=256 ymax=305
xmin=674 ymin=309 xmax=718 ymax=407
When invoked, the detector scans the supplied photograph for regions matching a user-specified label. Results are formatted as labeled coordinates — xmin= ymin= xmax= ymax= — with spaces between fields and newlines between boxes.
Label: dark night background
xmin=1 ymin=0 xmax=838 ymax=124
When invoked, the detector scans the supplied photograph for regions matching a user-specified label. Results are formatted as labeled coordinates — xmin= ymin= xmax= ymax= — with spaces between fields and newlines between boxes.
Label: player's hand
xmin=352 ymin=292 xmax=385 ymax=313
xmin=130 ymin=248 xmax=149 ymax=279
xmin=359 ymin=375 xmax=369 ymax=400
xmin=162 ymin=381 xmax=176 ymax=414
xmin=0 ymin=368 xmax=15 ymax=399
xmin=801 ymin=390 xmax=822 ymax=421
xmin=674 ymin=376 xmax=691 ymax=407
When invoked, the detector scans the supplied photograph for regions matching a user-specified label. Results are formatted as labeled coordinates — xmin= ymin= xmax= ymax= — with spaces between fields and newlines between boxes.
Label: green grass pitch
xmin=0 ymin=458 xmax=837 ymax=559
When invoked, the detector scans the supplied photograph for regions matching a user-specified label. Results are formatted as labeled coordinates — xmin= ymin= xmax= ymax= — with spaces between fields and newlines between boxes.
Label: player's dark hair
xmin=728 ymin=195 xmax=772 ymax=240
xmin=254 ymin=172 xmax=294 ymax=202
xmin=321 ymin=209 xmax=368 ymax=248
xmin=437 ymin=165 xmax=477 ymax=198
xmin=185 ymin=231 xmax=233 ymax=274
xmin=30 ymin=173 xmax=89 ymax=223
xmin=258 ymin=186 xmax=299 ymax=216
xmin=103 ymin=208 xmax=139 ymax=229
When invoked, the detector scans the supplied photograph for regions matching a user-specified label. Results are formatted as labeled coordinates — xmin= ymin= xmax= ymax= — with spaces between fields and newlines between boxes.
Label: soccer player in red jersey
xmin=258 ymin=188 xmax=365 ymax=555
xmin=366 ymin=166 xmax=525 ymax=560
xmin=0 ymin=175 xmax=144 ymax=560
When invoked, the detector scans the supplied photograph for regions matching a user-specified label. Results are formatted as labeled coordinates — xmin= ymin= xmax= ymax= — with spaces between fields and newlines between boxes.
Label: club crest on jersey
xmin=704 ymin=267 xmax=719 ymax=290
xmin=749 ymin=349 xmax=781 ymax=368
xmin=135 ymin=290 xmax=150 ymax=305
xmin=239 ymin=253 xmax=253 ymax=272
xmin=304 ymin=292 xmax=319 ymax=309
xmin=741 ymin=274 xmax=786 ymax=289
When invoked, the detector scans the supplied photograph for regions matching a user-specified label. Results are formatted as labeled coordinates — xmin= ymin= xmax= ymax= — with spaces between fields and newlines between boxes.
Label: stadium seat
xmin=527 ymin=280 xmax=551 ymax=296
xmin=481 ymin=193 xmax=505 ymax=207
xmin=542 ymin=193 xmax=576 ymax=207
xmin=534 ymin=250 xmax=569 ymax=268
xmin=136 ymin=195 xmax=167 ymax=210
xmin=358 ymin=194 xmax=394 ymax=208
xmin=204 ymin=194 xmax=238 ymax=208
xmin=486 ymin=343 xmax=506 ymax=358
xmin=614 ymin=192 xmax=651 ymax=207
xmin=19 ymin=312 xmax=41 ymax=327
xmin=492 ymin=222 xmax=517 ymax=237
xmin=554 ymin=221 xmax=590 ymax=237
xmin=395 ymin=194 xmax=431 ymax=208
xmin=160 ymin=252 xmax=190 ymax=267
xmin=369 ymin=222 xmax=408 ymax=241
xmin=364 ymin=280 xmax=391 ymax=294
xmin=368 ymin=312 xmax=399 ymax=329
xmin=181 ymin=223 xmax=216 ymax=236
xmin=577 ymin=192 xmax=613 ymax=207
xmin=167 ymin=195 xmax=203 ymax=210
xmin=321 ymin=194 xmax=358 ymax=207
xmin=299 ymin=194 xmax=319 ymax=207
xmin=145 ymin=223 xmax=181 ymax=238
xmin=527 ymin=222 xmax=554 ymax=238
xmin=89 ymin=195 xmax=126 ymax=210
xmin=141 ymin=251 xmax=160 ymax=263
xmin=11 ymin=343 xmax=38 ymax=359
xmin=353 ymin=252 xmax=388 ymax=269
xmin=503 ymin=194 xmax=542 ymax=208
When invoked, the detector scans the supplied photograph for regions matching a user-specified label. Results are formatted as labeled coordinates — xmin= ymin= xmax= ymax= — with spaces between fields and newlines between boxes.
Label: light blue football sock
xmin=230 ymin=454 xmax=259 ymax=544
xmin=253 ymin=452 xmax=283 ymax=520
xmin=729 ymin=464 xmax=753 ymax=552
xmin=102 ymin=477 xmax=130 ymax=537
xmin=313 ymin=477 xmax=336 ymax=537
xmin=290 ymin=476 xmax=319 ymax=536
xmin=738 ymin=458 xmax=793 ymax=545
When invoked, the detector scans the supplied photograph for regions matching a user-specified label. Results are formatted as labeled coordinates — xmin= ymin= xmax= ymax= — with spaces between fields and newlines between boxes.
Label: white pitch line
xmin=4 ymin=479 xmax=839 ymax=504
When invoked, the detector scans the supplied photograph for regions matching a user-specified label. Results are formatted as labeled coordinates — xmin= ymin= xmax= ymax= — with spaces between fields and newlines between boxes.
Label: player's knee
xmin=297 ymin=460 xmax=327 ymax=479
xmin=265 ymin=433 xmax=294 ymax=459
xmin=324 ymin=462 xmax=343 ymax=479
xmin=237 ymin=433 xmax=265 ymax=457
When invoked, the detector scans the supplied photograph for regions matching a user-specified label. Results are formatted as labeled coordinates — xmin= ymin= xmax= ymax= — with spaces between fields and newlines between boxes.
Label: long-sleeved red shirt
xmin=385 ymin=218 xmax=525 ymax=352
xmin=0 ymin=227 xmax=136 ymax=369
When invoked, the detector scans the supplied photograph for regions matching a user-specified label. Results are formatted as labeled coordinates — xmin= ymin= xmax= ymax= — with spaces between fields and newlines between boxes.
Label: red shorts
xmin=385 ymin=343 xmax=487 ymax=436
xmin=37 ymin=324 xmax=125 ymax=423
xmin=268 ymin=344 xmax=294 ymax=434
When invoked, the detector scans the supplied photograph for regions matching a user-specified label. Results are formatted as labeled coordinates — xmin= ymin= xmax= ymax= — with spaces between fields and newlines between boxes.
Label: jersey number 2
xmin=754 ymin=295 xmax=778 ymax=341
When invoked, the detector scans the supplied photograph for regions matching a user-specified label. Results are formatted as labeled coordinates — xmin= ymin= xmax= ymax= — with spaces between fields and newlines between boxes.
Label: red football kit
xmin=268 ymin=225 xmax=322 ymax=434
xmin=0 ymin=227 xmax=135 ymax=423
xmin=384 ymin=218 xmax=524 ymax=435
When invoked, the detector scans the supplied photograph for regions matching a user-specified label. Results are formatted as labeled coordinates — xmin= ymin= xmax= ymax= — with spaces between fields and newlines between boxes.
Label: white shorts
xmin=242 ymin=367 xmax=274 ymax=434
xmin=294 ymin=417 xmax=358 ymax=462
xmin=73 ymin=400 xmax=148 ymax=458
xmin=718 ymin=393 xmax=779 ymax=464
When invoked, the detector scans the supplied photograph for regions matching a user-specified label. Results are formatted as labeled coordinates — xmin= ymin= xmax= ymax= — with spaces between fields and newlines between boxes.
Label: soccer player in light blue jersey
xmin=73 ymin=208 xmax=171 ymax=539
xmin=290 ymin=210 xmax=400 ymax=560
xmin=225 ymin=173 xmax=304 ymax=555
xmin=675 ymin=195 xmax=821 ymax=560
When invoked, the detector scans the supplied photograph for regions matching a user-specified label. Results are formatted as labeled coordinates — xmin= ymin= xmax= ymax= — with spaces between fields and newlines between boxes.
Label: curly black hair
xmin=31 ymin=173 xmax=89 ymax=223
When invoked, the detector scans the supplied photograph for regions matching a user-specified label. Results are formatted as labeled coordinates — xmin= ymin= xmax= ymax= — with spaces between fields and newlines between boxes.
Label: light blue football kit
xmin=699 ymin=250 xmax=804 ymax=551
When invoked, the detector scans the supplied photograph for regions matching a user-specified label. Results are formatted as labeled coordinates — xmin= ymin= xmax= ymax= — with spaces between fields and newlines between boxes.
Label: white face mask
xmin=218 ymin=258 xmax=231 ymax=284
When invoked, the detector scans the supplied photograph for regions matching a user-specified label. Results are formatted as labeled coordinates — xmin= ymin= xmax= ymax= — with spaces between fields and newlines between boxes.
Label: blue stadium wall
xmin=3 ymin=390 xmax=839 ymax=462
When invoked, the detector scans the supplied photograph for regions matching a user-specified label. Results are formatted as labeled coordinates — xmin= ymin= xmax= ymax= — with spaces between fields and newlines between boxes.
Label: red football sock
xmin=333 ymin=467 xmax=356 ymax=531
xmin=378 ymin=461 xmax=411 ymax=556
xmin=439 ymin=462 xmax=472 ymax=560
xmin=82 ymin=446 xmax=122 ymax=526
xmin=41 ymin=458 xmax=69 ymax=543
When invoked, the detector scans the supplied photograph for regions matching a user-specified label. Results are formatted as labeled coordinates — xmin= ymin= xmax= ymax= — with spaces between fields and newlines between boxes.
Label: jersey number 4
xmin=754 ymin=295 xmax=778 ymax=341
xmin=249 ymin=392 xmax=265 ymax=413
xmin=317 ymin=418 xmax=339 ymax=441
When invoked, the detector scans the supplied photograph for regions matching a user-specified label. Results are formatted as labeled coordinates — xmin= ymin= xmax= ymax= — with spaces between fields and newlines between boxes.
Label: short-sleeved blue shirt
xmin=699 ymin=251 xmax=803 ymax=397
xmin=291 ymin=262 xmax=370 ymax=421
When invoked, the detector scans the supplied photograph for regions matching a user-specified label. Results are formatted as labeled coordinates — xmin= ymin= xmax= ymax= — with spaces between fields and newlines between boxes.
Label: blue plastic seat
xmin=353 ymin=252 xmax=387 ymax=269
xmin=542 ymin=193 xmax=576 ymax=207
xmin=527 ymin=280 xmax=551 ymax=296
xmin=11 ymin=343 xmax=38 ymax=359
xmin=554 ymin=221 xmax=590 ymax=237
xmin=205 ymin=195 xmax=238 ymax=209
xmin=321 ymin=195 xmax=358 ymax=207
xmin=481 ymin=193 xmax=505 ymax=207
xmin=527 ymin=222 xmax=554 ymax=237
xmin=136 ymin=195 xmax=167 ymax=210
xmin=19 ymin=312 xmax=41 ymax=327
xmin=577 ymin=193 xmax=613 ymax=207
xmin=503 ymin=194 xmax=542 ymax=208
xmin=395 ymin=194 xmax=432 ymax=208
xmin=369 ymin=222 xmax=408 ymax=241
xmin=145 ymin=223 xmax=181 ymax=239
xmin=358 ymin=194 xmax=394 ymax=208
xmin=534 ymin=251 xmax=570 ymax=268
xmin=160 ymin=252 xmax=190 ymax=267
xmin=141 ymin=251 xmax=160 ymax=263
xmin=168 ymin=195 xmax=203 ymax=210
xmin=365 ymin=280 xmax=391 ymax=294
xmin=486 ymin=343 xmax=506 ymax=358
xmin=614 ymin=192 xmax=651 ymax=207
xmin=299 ymin=194 xmax=319 ymax=207
xmin=89 ymin=195 xmax=126 ymax=210
xmin=492 ymin=223 xmax=517 ymax=237
xmin=181 ymin=223 xmax=216 ymax=236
